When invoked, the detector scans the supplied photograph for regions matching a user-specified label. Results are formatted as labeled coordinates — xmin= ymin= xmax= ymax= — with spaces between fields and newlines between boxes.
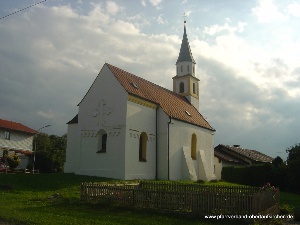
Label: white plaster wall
xmin=0 ymin=129 xmax=33 ymax=151
xmin=125 ymin=101 xmax=156 ymax=180
xmin=73 ymin=64 xmax=128 ymax=179
xmin=64 ymin=123 xmax=80 ymax=173
xmin=176 ymin=61 xmax=194 ymax=76
xmin=168 ymin=119 xmax=215 ymax=181
xmin=214 ymin=156 xmax=222 ymax=180
xmin=156 ymin=109 xmax=169 ymax=180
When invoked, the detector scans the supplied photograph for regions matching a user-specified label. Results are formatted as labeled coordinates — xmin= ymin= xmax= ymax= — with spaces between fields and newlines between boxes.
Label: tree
xmin=286 ymin=143 xmax=300 ymax=193
xmin=4 ymin=153 xmax=20 ymax=170
xmin=272 ymin=156 xmax=284 ymax=167
xmin=33 ymin=133 xmax=67 ymax=173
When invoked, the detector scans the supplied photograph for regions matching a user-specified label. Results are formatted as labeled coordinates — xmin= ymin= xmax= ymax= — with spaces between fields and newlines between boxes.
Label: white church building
xmin=64 ymin=22 xmax=216 ymax=181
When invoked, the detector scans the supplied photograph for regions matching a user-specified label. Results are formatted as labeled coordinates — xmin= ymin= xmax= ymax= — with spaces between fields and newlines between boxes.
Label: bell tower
xmin=173 ymin=18 xmax=199 ymax=110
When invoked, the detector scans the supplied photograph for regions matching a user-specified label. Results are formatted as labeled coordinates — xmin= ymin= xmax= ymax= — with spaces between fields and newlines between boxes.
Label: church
xmin=64 ymin=21 xmax=216 ymax=181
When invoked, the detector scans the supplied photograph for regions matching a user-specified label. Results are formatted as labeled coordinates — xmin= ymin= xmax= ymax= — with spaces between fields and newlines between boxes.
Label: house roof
xmin=67 ymin=114 xmax=78 ymax=124
xmin=106 ymin=63 xmax=214 ymax=131
xmin=214 ymin=144 xmax=273 ymax=164
xmin=214 ymin=150 xmax=241 ymax=163
xmin=0 ymin=119 xmax=38 ymax=134
xmin=176 ymin=23 xmax=196 ymax=64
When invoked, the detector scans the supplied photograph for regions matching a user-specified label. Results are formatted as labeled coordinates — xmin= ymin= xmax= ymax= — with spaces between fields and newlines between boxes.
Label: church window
xmin=191 ymin=134 xmax=197 ymax=160
xmin=179 ymin=82 xmax=184 ymax=93
xmin=193 ymin=83 xmax=196 ymax=94
xmin=97 ymin=130 xmax=107 ymax=153
xmin=187 ymin=65 xmax=189 ymax=72
xmin=180 ymin=65 xmax=183 ymax=72
xmin=139 ymin=132 xmax=147 ymax=162
xmin=193 ymin=65 xmax=195 ymax=74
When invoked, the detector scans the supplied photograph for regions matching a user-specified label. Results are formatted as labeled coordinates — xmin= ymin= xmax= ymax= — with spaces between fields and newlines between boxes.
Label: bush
xmin=222 ymin=164 xmax=288 ymax=190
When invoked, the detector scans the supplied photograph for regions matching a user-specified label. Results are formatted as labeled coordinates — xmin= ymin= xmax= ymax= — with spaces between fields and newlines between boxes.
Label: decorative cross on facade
xmin=93 ymin=99 xmax=112 ymax=126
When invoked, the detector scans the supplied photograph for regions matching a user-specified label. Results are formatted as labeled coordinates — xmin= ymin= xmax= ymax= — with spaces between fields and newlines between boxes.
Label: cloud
xmin=149 ymin=0 xmax=163 ymax=9
xmin=203 ymin=20 xmax=246 ymax=36
xmin=287 ymin=2 xmax=300 ymax=17
xmin=157 ymin=14 xmax=166 ymax=24
xmin=141 ymin=0 xmax=147 ymax=7
xmin=252 ymin=0 xmax=285 ymax=23
xmin=106 ymin=1 xmax=121 ymax=15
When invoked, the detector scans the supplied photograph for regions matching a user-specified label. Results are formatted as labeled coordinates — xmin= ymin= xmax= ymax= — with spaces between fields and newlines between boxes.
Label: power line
xmin=0 ymin=0 xmax=47 ymax=20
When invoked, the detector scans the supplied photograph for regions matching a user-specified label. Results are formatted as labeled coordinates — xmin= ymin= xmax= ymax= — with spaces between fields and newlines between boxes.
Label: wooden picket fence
xmin=81 ymin=181 xmax=279 ymax=215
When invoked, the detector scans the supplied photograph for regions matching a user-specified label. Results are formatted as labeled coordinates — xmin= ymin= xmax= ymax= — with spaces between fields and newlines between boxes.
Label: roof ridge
xmin=106 ymin=63 xmax=184 ymax=97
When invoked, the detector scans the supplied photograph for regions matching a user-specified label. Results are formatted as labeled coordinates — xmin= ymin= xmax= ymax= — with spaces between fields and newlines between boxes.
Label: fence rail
xmin=81 ymin=181 xmax=279 ymax=215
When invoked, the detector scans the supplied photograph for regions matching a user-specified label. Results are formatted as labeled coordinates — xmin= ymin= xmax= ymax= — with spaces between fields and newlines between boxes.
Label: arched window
xmin=97 ymin=130 xmax=107 ymax=153
xmin=139 ymin=132 xmax=147 ymax=162
xmin=191 ymin=134 xmax=197 ymax=160
xmin=180 ymin=65 xmax=183 ymax=72
xmin=179 ymin=82 xmax=184 ymax=93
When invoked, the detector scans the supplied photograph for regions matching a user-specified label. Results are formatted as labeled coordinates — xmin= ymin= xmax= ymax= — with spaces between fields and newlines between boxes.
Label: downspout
xmin=167 ymin=116 xmax=172 ymax=180
xmin=155 ymin=108 xmax=158 ymax=180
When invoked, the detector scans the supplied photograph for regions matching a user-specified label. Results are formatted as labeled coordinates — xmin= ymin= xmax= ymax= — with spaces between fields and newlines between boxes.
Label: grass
xmin=0 ymin=173 xmax=298 ymax=225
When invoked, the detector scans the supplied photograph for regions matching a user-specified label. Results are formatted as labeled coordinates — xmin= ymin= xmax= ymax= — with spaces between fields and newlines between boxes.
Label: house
xmin=0 ymin=118 xmax=38 ymax=170
xmin=64 ymin=21 xmax=216 ymax=181
xmin=214 ymin=144 xmax=274 ymax=180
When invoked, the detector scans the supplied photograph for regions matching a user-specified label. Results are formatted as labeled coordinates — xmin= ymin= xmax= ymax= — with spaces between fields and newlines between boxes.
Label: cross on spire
xmin=183 ymin=12 xmax=187 ymax=23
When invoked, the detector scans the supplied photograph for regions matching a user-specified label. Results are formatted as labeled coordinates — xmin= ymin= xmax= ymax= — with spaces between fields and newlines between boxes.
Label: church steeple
xmin=173 ymin=18 xmax=200 ymax=110
xmin=176 ymin=20 xmax=196 ymax=65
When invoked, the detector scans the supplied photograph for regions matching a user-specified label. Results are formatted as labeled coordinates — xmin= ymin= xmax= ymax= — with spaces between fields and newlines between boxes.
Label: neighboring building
xmin=0 ymin=118 xmax=38 ymax=169
xmin=64 ymin=21 xmax=216 ymax=181
xmin=214 ymin=144 xmax=274 ymax=180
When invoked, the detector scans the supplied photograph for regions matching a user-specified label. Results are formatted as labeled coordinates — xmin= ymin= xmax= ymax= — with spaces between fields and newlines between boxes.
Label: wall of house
xmin=168 ymin=119 xmax=215 ymax=181
xmin=67 ymin=64 xmax=128 ymax=179
xmin=124 ymin=100 xmax=157 ymax=180
xmin=0 ymin=128 xmax=33 ymax=151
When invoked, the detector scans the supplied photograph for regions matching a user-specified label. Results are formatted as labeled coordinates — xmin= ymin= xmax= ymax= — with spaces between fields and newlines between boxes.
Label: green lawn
xmin=0 ymin=173 xmax=298 ymax=225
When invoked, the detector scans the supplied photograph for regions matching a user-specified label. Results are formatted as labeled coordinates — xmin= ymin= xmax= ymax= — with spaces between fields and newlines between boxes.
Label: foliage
xmin=33 ymin=133 xmax=67 ymax=173
xmin=272 ymin=156 xmax=284 ymax=167
xmin=286 ymin=143 xmax=300 ymax=193
xmin=4 ymin=153 xmax=20 ymax=169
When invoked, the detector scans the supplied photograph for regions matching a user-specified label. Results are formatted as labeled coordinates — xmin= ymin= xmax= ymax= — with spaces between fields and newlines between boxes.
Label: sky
xmin=1 ymin=0 xmax=300 ymax=160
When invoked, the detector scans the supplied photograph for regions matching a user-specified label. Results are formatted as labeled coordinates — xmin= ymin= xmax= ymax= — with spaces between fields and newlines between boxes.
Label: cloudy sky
xmin=1 ymin=0 xmax=299 ymax=159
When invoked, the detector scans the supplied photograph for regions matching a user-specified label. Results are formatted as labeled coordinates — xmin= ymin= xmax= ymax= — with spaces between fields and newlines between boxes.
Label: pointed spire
xmin=176 ymin=19 xmax=196 ymax=64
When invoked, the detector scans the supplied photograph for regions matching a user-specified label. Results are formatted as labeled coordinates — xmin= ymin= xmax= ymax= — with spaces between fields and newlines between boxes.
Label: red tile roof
xmin=106 ymin=64 xmax=215 ymax=131
xmin=0 ymin=119 xmax=38 ymax=134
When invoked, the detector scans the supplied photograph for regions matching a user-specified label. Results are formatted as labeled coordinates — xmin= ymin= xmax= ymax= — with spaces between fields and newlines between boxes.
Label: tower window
xmin=193 ymin=65 xmax=195 ymax=74
xmin=179 ymin=82 xmax=184 ymax=93
xmin=191 ymin=134 xmax=197 ymax=160
xmin=187 ymin=65 xmax=189 ymax=72
xmin=180 ymin=65 xmax=183 ymax=72
xmin=139 ymin=132 xmax=147 ymax=162
xmin=193 ymin=83 xmax=196 ymax=94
